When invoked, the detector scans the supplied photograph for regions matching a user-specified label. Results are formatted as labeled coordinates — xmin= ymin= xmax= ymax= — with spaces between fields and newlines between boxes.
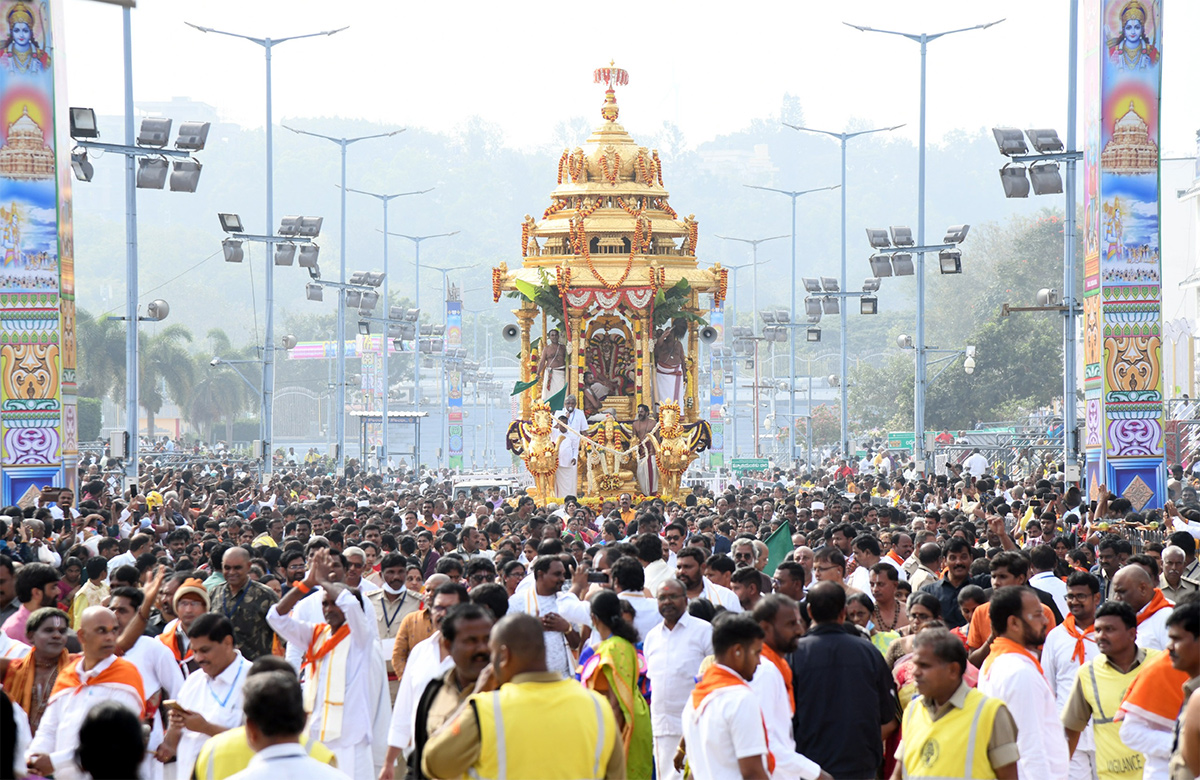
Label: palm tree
xmin=187 ymin=329 xmax=257 ymax=443
xmin=75 ymin=308 xmax=126 ymax=404
xmin=139 ymin=324 xmax=195 ymax=440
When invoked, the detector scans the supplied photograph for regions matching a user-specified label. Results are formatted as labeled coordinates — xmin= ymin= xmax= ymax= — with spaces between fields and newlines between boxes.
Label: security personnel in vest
xmin=1061 ymin=600 xmax=1158 ymax=780
xmin=891 ymin=628 xmax=1020 ymax=780
xmin=422 ymin=612 xmax=626 ymax=780
xmin=192 ymin=656 xmax=337 ymax=780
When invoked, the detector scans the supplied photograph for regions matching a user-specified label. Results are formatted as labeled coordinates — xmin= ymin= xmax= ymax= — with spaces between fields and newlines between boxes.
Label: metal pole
xmin=1064 ymin=0 xmax=1079 ymax=474
xmin=807 ymin=372 xmax=814 ymax=468
xmin=262 ymin=39 xmax=275 ymax=476
xmin=753 ymin=340 xmax=761 ymax=458
xmin=914 ymin=35 xmax=928 ymax=473
xmin=335 ymin=141 xmax=347 ymax=474
xmin=122 ymin=7 xmax=139 ymax=489
xmin=789 ymin=194 xmax=797 ymax=467
xmin=731 ymin=269 xmax=739 ymax=458
xmin=838 ymin=138 xmax=849 ymax=460
xmin=381 ymin=200 xmax=389 ymax=473
xmin=414 ymin=240 xmax=421 ymax=466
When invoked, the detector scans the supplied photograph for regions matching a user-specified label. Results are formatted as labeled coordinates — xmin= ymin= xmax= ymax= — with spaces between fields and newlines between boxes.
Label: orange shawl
xmin=50 ymin=656 xmax=146 ymax=716
xmin=1061 ymin=615 xmax=1095 ymax=665
xmin=1117 ymin=649 xmax=1188 ymax=729
xmin=981 ymin=636 xmax=1043 ymax=677
xmin=692 ymin=664 xmax=776 ymax=774
xmin=302 ymin=623 xmax=349 ymax=679
xmin=2 ymin=649 xmax=72 ymax=715
xmin=886 ymin=550 xmax=906 ymax=568
xmin=760 ymin=645 xmax=794 ymax=714
xmin=1137 ymin=589 xmax=1173 ymax=625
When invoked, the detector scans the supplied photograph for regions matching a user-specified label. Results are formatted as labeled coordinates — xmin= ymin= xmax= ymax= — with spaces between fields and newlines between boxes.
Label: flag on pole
xmin=764 ymin=521 xmax=793 ymax=576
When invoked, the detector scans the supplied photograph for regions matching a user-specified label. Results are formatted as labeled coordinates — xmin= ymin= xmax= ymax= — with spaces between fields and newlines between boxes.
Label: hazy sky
xmin=62 ymin=0 xmax=1200 ymax=156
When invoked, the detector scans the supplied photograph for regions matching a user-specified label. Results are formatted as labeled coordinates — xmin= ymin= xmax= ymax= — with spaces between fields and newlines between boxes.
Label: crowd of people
xmin=0 ymin=455 xmax=1199 ymax=779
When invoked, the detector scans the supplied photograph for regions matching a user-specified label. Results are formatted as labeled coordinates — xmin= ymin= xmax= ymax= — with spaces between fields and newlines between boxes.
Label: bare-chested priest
xmin=535 ymin=328 xmax=566 ymax=401
xmin=654 ymin=319 xmax=687 ymax=406
xmin=632 ymin=403 xmax=659 ymax=496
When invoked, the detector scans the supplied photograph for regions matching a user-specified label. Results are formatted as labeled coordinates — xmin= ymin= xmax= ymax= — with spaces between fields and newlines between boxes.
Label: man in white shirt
xmin=963 ymin=448 xmax=990 ymax=478
xmin=561 ymin=393 xmax=588 ymax=433
xmin=25 ymin=607 xmax=146 ymax=780
xmin=508 ymin=556 xmax=592 ymax=676
xmin=978 ymin=586 xmax=1069 ymax=780
xmin=343 ymin=546 xmax=381 ymax=595
xmin=636 ymin=533 xmax=673 ymax=596
xmin=611 ymin=557 xmax=661 ymax=642
xmin=644 ymin=579 xmax=713 ymax=780
xmin=226 ymin=670 xmax=344 ymax=780
xmin=681 ymin=613 xmax=773 ymax=780
xmin=107 ymin=532 xmax=152 ymax=575
xmin=1030 ymin=545 xmax=1070 ymax=619
xmin=161 ymin=613 xmax=250 ymax=777
xmin=749 ymin=595 xmax=828 ymax=780
xmin=553 ymin=414 xmax=581 ymax=499
xmin=1041 ymin=571 xmax=1101 ymax=780
xmin=676 ymin=546 xmax=742 ymax=612
xmin=1112 ymin=564 xmax=1173 ymax=651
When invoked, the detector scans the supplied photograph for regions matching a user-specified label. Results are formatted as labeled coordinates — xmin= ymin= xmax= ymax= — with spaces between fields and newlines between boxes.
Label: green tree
xmin=75 ymin=308 xmax=125 ymax=403
xmin=186 ymin=329 xmax=256 ymax=443
xmin=139 ymin=324 xmax=195 ymax=440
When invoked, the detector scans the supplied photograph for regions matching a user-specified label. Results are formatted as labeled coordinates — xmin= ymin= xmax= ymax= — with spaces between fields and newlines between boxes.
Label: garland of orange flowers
xmin=687 ymin=220 xmax=699 ymax=255
xmin=636 ymin=152 xmax=657 ymax=185
xmin=557 ymin=150 xmax=568 ymax=185
xmin=599 ymin=150 xmax=620 ymax=186
xmin=521 ymin=220 xmax=530 ymax=258
xmin=543 ymin=198 xmax=568 ymax=220
xmin=568 ymin=148 xmax=585 ymax=183
xmin=492 ymin=267 xmax=504 ymax=302
xmin=714 ymin=268 xmax=729 ymax=305
xmin=652 ymin=197 xmax=677 ymax=219
xmin=649 ymin=265 xmax=666 ymax=291
xmin=571 ymin=208 xmax=633 ymax=291
xmin=555 ymin=263 xmax=572 ymax=290
xmin=653 ymin=151 xmax=663 ymax=185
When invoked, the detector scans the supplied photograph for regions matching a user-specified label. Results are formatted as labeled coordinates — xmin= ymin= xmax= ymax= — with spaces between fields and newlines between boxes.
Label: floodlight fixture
xmin=1025 ymin=128 xmax=1064 ymax=153
xmin=761 ymin=311 xmax=777 ymax=324
xmin=297 ymin=244 xmax=320 ymax=268
xmin=999 ymin=164 xmax=1030 ymax=198
xmin=866 ymin=228 xmax=891 ymax=249
xmin=169 ymin=160 xmax=202 ymax=193
xmin=731 ymin=326 xmax=753 ymax=339
xmin=821 ymin=277 xmax=839 ymax=293
xmin=136 ymin=157 xmax=169 ymax=189
xmin=219 ymin=213 xmax=244 ymax=233
xmin=274 ymin=243 xmax=296 ymax=266
xmin=802 ymin=277 xmax=822 ymax=293
xmin=145 ymin=299 xmax=170 ymax=321
xmin=860 ymin=296 xmax=878 ymax=315
xmin=69 ymin=107 xmax=98 ymax=139
xmin=403 ymin=307 xmax=420 ymax=321
xmin=943 ymin=224 xmax=971 ymax=244
xmin=775 ymin=310 xmax=789 ymax=324
xmin=358 ymin=321 xmax=370 ymax=336
xmin=938 ymin=249 xmax=962 ymax=275
xmin=306 ymin=283 xmax=324 ymax=302
xmin=806 ymin=327 xmax=822 ymax=343
xmin=821 ymin=296 xmax=840 ymax=315
xmin=363 ymin=272 xmax=385 ymax=287
xmin=897 ymin=334 xmax=914 ymax=350
xmin=889 ymin=226 xmax=914 ymax=247
xmin=1036 ymin=288 xmax=1060 ymax=306
xmin=360 ymin=291 xmax=379 ymax=311
xmin=174 ymin=121 xmax=211 ymax=151
xmin=295 ymin=216 xmax=323 ymax=238
xmin=221 ymin=238 xmax=244 ymax=263
xmin=804 ymin=298 xmax=823 ymax=318
xmin=345 ymin=290 xmax=362 ymax=308
xmin=869 ymin=254 xmax=893 ymax=278
xmin=70 ymin=150 xmax=93 ymax=182
xmin=891 ymin=253 xmax=915 ymax=276
xmin=137 ymin=117 xmax=172 ymax=148
xmin=1029 ymin=162 xmax=1063 ymax=195
xmin=307 ymin=264 xmax=321 ymax=281
xmin=431 ymin=325 xmax=446 ymax=337
xmin=992 ymin=127 xmax=1028 ymax=156
xmin=862 ymin=278 xmax=881 ymax=293
xmin=278 ymin=216 xmax=302 ymax=236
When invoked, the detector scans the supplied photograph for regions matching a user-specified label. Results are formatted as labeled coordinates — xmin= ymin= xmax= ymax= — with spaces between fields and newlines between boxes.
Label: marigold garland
xmin=557 ymin=150 xmax=568 ymax=185
xmin=571 ymin=208 xmax=633 ymax=291
xmin=687 ymin=220 xmax=699 ymax=255
xmin=492 ymin=267 xmax=503 ymax=302
xmin=653 ymin=150 xmax=663 ymax=185
xmin=714 ymin=268 xmax=729 ymax=305
xmin=543 ymin=198 xmax=568 ymax=220
xmin=599 ymin=148 xmax=620 ymax=186
xmin=520 ymin=220 xmax=530 ymax=258
xmin=568 ymin=147 xmax=585 ymax=183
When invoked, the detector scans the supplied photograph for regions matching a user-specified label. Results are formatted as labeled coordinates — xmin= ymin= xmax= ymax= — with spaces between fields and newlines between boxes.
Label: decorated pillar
xmin=708 ymin=302 xmax=725 ymax=468
xmin=1081 ymin=0 xmax=1166 ymax=509
xmin=516 ymin=306 xmax=535 ymax=419
xmin=0 ymin=0 xmax=73 ymax=503
xmin=569 ymin=309 xmax=584 ymax=407
xmin=446 ymin=297 xmax=463 ymax=469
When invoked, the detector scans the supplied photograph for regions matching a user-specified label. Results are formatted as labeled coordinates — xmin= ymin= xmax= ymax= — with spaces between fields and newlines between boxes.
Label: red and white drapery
xmin=563 ymin=287 xmax=655 ymax=313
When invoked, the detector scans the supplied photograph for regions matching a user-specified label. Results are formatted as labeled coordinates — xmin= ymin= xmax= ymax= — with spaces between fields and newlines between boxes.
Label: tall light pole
xmin=722 ymin=260 xmax=767 ymax=457
xmin=185 ymin=22 xmax=346 ymax=475
xmin=382 ymin=230 xmax=458 ymax=466
xmin=122 ymin=9 xmax=138 ymax=489
xmin=344 ymin=187 xmax=430 ymax=471
xmin=777 ymin=126 xmax=900 ymax=459
xmin=744 ymin=184 xmax=841 ymax=463
xmin=422 ymin=264 xmax=470 ymax=468
xmin=845 ymin=17 xmax=1003 ymax=471
xmin=285 ymin=127 xmax=403 ymax=474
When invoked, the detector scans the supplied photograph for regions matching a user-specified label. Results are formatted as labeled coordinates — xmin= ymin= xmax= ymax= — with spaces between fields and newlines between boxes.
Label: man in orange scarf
xmin=1113 ymin=564 xmax=1173 ymax=651
xmin=978 ymin=586 xmax=1070 ymax=780
xmin=25 ymin=606 xmax=145 ymax=780
xmin=749 ymin=595 xmax=829 ymax=780
xmin=1041 ymin=571 xmax=1102 ymax=780
xmin=681 ymin=613 xmax=775 ymax=780
xmin=0 ymin=607 xmax=72 ymax=734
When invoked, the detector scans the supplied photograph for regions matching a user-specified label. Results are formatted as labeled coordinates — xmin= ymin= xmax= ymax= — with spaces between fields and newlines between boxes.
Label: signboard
xmin=730 ymin=458 xmax=769 ymax=473
xmin=886 ymin=432 xmax=916 ymax=452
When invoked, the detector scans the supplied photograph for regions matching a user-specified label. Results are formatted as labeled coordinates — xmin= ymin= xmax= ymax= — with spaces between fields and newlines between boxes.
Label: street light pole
xmin=344 ymin=187 xmax=430 ymax=473
xmin=1064 ymin=0 xmax=1080 ymax=473
xmin=845 ymin=17 xmax=1002 ymax=471
xmin=122 ymin=7 xmax=139 ymax=489
xmin=185 ymin=22 xmax=346 ymax=475
xmin=286 ymin=128 xmax=402 ymax=474
xmin=777 ymin=128 xmax=899 ymax=460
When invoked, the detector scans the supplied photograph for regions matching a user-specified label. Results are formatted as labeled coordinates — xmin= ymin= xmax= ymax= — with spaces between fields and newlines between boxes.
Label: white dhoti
xmin=654 ymin=362 xmax=684 ymax=406
xmin=654 ymin=733 xmax=684 ymax=780
xmin=636 ymin=443 xmax=658 ymax=495
xmin=541 ymin=366 xmax=566 ymax=401
xmin=555 ymin=429 xmax=579 ymax=498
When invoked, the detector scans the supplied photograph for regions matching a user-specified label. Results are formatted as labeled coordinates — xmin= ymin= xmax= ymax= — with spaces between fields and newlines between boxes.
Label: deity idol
xmin=1107 ymin=1 xmax=1158 ymax=71
xmin=0 ymin=3 xmax=50 ymax=76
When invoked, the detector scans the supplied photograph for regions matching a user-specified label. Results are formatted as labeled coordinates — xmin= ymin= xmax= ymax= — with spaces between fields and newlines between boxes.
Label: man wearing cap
xmin=159 ymin=576 xmax=210 ymax=677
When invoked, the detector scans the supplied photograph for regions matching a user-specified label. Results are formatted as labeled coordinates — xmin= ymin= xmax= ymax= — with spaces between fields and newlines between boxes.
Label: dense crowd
xmin=0 ymin=454 xmax=1199 ymax=780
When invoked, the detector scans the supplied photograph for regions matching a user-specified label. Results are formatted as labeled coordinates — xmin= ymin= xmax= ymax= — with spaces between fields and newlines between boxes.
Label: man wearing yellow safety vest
xmin=421 ymin=612 xmax=626 ymax=780
xmin=1061 ymin=601 xmax=1158 ymax=780
xmin=891 ymin=628 xmax=1020 ymax=780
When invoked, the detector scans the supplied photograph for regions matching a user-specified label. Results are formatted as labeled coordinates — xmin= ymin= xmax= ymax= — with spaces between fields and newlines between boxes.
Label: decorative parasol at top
xmin=594 ymin=61 xmax=628 ymax=122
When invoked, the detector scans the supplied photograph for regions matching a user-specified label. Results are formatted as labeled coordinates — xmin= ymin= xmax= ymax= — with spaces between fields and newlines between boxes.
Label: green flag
xmin=545 ymin=385 xmax=567 ymax=412
xmin=763 ymin=521 xmax=793 ymax=576
xmin=511 ymin=378 xmax=538 ymax=396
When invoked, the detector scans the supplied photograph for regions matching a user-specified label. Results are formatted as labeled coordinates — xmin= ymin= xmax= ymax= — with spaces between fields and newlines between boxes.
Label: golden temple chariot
xmin=498 ymin=65 xmax=724 ymax=505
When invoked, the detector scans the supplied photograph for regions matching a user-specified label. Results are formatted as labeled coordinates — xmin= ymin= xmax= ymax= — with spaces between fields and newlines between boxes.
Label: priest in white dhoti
xmin=267 ymin=550 xmax=375 ymax=780
xmin=632 ymin=403 xmax=659 ymax=495
xmin=654 ymin=319 xmax=688 ymax=406
xmin=536 ymin=328 xmax=567 ymax=401
xmin=554 ymin=411 xmax=581 ymax=499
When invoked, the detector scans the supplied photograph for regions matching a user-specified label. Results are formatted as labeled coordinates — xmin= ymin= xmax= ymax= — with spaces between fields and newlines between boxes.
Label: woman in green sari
xmin=581 ymin=590 xmax=654 ymax=779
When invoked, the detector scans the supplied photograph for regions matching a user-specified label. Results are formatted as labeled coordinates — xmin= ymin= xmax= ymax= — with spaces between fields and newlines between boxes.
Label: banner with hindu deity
xmin=1082 ymin=0 xmax=1165 ymax=509
xmin=707 ymin=304 xmax=724 ymax=469
xmin=447 ymin=299 xmax=463 ymax=469
xmin=0 ymin=0 xmax=72 ymax=503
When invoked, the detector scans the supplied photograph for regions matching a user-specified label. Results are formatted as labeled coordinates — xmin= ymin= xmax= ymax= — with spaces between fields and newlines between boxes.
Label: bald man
xmin=208 ymin=547 xmax=279 ymax=660
xmin=1112 ymin=565 xmax=1174 ymax=650
xmin=26 ymin=607 xmax=146 ymax=780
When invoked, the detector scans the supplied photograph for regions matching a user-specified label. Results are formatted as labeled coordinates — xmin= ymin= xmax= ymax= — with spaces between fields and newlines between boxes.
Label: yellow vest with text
xmin=192 ymin=727 xmax=336 ymax=780
xmin=901 ymin=687 xmax=1003 ymax=779
xmin=471 ymin=677 xmax=615 ymax=780
xmin=1078 ymin=648 xmax=1159 ymax=780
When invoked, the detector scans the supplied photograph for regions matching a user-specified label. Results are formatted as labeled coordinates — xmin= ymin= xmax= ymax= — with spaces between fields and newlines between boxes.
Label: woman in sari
xmin=580 ymin=590 xmax=653 ymax=779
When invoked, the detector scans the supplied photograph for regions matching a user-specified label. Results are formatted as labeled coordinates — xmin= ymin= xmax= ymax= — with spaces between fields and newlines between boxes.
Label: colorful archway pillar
xmin=1082 ymin=0 xmax=1166 ymax=510
xmin=0 ymin=0 xmax=74 ymax=504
